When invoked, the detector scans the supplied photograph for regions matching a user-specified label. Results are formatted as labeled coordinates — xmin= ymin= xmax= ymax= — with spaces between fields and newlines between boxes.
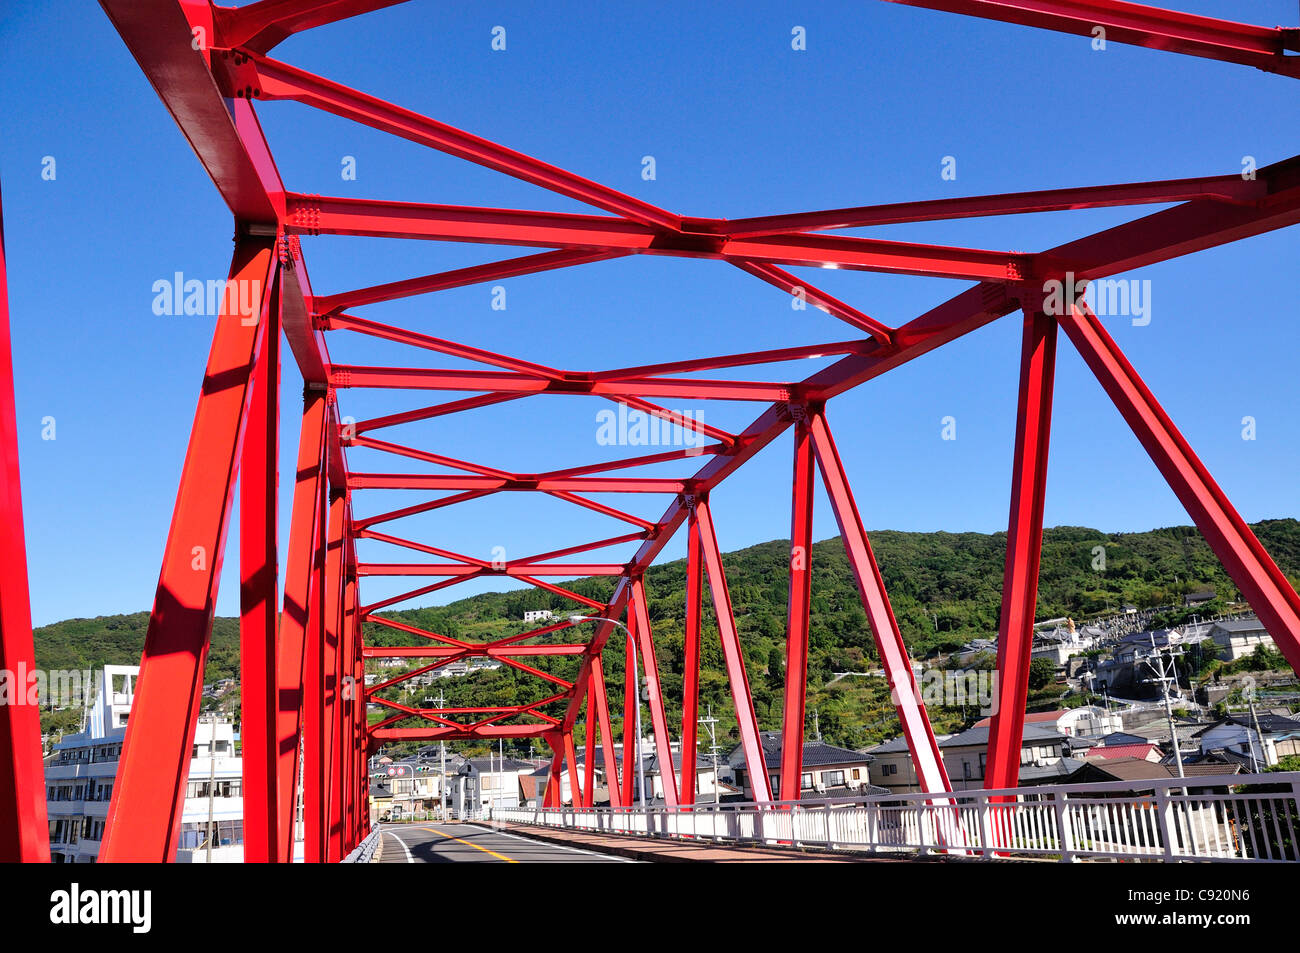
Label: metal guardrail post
xmin=977 ymin=792 xmax=995 ymax=859
xmin=1052 ymin=792 xmax=1076 ymax=863
xmin=1158 ymin=787 xmax=1179 ymax=862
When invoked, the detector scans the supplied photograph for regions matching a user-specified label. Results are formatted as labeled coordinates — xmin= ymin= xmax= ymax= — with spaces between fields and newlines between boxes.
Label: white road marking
xmin=462 ymin=822 xmax=637 ymax=863
xmin=383 ymin=827 xmax=416 ymax=863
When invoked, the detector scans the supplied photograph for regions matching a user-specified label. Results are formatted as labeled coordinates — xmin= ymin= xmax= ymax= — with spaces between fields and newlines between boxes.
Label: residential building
xmin=867 ymin=723 xmax=1070 ymax=793
xmin=45 ymin=666 xmax=245 ymax=862
xmin=1194 ymin=712 xmax=1300 ymax=767
xmin=1208 ymin=617 xmax=1277 ymax=661
xmin=523 ymin=610 xmax=556 ymax=624
xmin=727 ymin=732 xmax=876 ymax=801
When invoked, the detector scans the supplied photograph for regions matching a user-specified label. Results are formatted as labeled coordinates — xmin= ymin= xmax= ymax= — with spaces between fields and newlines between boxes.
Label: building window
xmin=800 ymin=773 xmax=814 ymax=790
xmin=822 ymin=770 xmax=845 ymax=787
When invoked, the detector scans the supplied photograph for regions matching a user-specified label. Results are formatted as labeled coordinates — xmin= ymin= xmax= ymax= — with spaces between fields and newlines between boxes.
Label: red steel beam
xmin=780 ymin=415 xmax=815 ymax=803
xmin=985 ymin=305 xmax=1058 ymax=791
xmin=358 ymin=562 xmax=626 ymax=577
xmin=214 ymin=0 xmax=413 ymax=54
xmin=630 ymin=577 xmax=679 ymax=806
xmin=679 ymin=511 xmax=703 ymax=807
xmin=0 ymin=191 xmax=48 ymax=862
xmin=314 ymin=249 xmax=625 ymax=314
xmin=101 ymin=239 xmax=277 ymax=861
xmin=238 ymin=262 xmax=281 ymax=863
xmin=241 ymin=56 xmax=683 ymax=229
xmin=283 ymin=194 xmax=1036 ymax=281
xmin=723 ymin=173 xmax=1267 ymax=238
xmin=1060 ymin=301 xmax=1300 ymax=674
xmin=695 ymin=496 xmax=773 ymax=803
xmin=362 ymin=645 xmax=588 ymax=657
xmin=808 ymin=409 xmax=952 ymax=796
xmin=348 ymin=473 xmax=687 ymax=493
xmin=582 ymin=690 xmax=596 ymax=808
xmin=326 ymin=312 xmax=564 ymax=378
xmin=591 ymin=657 xmax=622 ymax=809
xmin=330 ymin=365 xmax=795 ymax=402
xmin=883 ymin=0 xmax=1300 ymax=78
xmin=274 ymin=388 xmax=328 ymax=862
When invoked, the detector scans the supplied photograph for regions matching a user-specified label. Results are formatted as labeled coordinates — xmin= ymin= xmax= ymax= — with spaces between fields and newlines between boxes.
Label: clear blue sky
xmin=2 ymin=1 xmax=1297 ymax=626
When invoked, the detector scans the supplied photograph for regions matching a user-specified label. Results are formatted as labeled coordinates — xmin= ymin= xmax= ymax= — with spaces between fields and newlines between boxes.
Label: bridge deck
xmin=492 ymin=823 xmax=913 ymax=863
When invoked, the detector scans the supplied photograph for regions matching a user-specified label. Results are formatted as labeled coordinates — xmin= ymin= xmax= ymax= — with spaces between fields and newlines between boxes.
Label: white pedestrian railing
xmin=491 ymin=772 xmax=1300 ymax=862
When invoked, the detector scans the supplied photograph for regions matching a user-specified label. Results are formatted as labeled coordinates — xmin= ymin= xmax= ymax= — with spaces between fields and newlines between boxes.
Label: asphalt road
xmin=375 ymin=823 xmax=634 ymax=863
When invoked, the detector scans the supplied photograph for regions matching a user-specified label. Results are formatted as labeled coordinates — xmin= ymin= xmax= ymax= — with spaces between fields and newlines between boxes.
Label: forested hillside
xmin=34 ymin=519 xmax=1300 ymax=749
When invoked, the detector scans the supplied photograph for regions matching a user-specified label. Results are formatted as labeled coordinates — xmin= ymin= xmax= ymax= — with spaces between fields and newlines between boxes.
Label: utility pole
xmin=436 ymin=687 xmax=447 ymax=821
xmin=1247 ymin=690 xmax=1267 ymax=772
xmin=1142 ymin=633 xmax=1185 ymax=779
xmin=698 ymin=704 xmax=722 ymax=798
xmin=205 ymin=712 xmax=217 ymax=863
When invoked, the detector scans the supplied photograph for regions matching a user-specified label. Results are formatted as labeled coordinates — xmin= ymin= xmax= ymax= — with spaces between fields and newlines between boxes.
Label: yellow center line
xmin=420 ymin=826 xmax=518 ymax=863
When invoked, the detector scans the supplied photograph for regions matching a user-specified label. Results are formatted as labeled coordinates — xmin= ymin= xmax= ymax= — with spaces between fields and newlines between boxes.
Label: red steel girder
xmin=239 ymin=55 xmax=683 ymax=230
xmin=358 ymin=562 xmax=626 ymax=577
xmin=723 ymin=173 xmax=1267 ymax=238
xmin=1060 ymin=301 xmax=1300 ymax=674
xmin=100 ymin=240 xmax=277 ymax=862
xmin=985 ymin=305 xmax=1057 ymax=792
xmin=808 ymin=409 xmax=953 ymax=796
xmin=779 ymin=415 xmax=815 ymax=803
xmin=214 ymin=0 xmax=412 ymax=54
xmin=238 ymin=260 xmax=282 ymax=863
xmin=884 ymin=0 xmax=1300 ymax=78
xmin=330 ymin=364 xmax=796 ymax=402
xmin=695 ymin=496 xmax=773 ymax=803
xmin=314 ymin=249 xmax=625 ymax=314
xmin=590 ymin=657 xmax=622 ymax=809
xmin=349 ymin=473 xmax=687 ymax=493
xmin=274 ymin=388 xmax=328 ymax=862
xmin=283 ymin=193 xmax=1037 ymax=282
xmin=362 ymin=645 xmax=587 ymax=658
xmin=0 ymin=191 xmax=48 ymax=862
xmin=630 ymin=577 xmax=679 ymax=806
xmin=679 ymin=511 xmax=704 ymax=807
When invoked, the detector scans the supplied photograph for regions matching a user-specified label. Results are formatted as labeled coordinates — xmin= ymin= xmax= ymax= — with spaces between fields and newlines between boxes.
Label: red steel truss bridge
xmin=1 ymin=0 xmax=1298 ymax=862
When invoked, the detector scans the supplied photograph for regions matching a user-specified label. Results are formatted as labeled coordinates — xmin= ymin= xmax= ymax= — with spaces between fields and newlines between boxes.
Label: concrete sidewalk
xmin=495 ymin=823 xmax=914 ymax=863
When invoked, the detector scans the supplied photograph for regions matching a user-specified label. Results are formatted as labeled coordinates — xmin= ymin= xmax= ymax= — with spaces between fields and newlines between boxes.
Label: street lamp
xmin=569 ymin=615 xmax=647 ymax=810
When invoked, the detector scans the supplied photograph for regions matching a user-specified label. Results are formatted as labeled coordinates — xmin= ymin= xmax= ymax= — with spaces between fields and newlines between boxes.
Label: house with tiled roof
xmin=726 ymin=731 xmax=878 ymax=801
xmin=866 ymin=722 xmax=1071 ymax=794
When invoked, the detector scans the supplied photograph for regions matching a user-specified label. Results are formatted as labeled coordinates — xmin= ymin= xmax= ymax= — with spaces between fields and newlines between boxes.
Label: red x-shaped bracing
xmin=1 ymin=0 xmax=1296 ymax=863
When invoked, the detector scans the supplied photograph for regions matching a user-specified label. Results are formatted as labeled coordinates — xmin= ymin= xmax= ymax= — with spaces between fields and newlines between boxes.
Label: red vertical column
xmin=780 ymin=413 xmax=815 ymax=803
xmin=1061 ymin=300 xmax=1300 ymax=674
xmin=322 ymin=488 xmax=346 ymax=860
xmin=621 ymin=632 xmax=637 ymax=806
xmin=101 ymin=239 xmax=276 ymax=862
xmin=679 ymin=506 xmax=703 ymax=806
xmin=0 ymin=189 xmax=49 ymax=862
xmin=808 ymin=410 xmax=952 ymax=796
xmin=303 ymin=468 xmax=328 ymax=861
xmin=986 ymin=306 xmax=1057 ymax=791
xmin=275 ymin=387 xmax=327 ymax=862
xmin=581 ymin=686 xmax=596 ymax=808
xmin=695 ymin=495 xmax=773 ymax=803
xmin=590 ymin=655 xmax=623 ymax=808
xmin=630 ymin=577 xmax=679 ymax=806
xmin=341 ymin=553 xmax=358 ymax=851
xmin=239 ymin=263 xmax=281 ymax=863
xmin=563 ymin=731 xmax=583 ymax=808
xmin=544 ymin=735 xmax=565 ymax=807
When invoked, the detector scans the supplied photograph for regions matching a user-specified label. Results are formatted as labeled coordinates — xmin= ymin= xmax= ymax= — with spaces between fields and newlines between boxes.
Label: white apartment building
xmin=45 ymin=665 xmax=246 ymax=863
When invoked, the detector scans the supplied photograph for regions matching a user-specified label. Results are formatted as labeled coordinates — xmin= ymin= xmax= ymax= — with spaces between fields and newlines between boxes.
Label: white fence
xmin=492 ymin=772 xmax=1300 ymax=862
